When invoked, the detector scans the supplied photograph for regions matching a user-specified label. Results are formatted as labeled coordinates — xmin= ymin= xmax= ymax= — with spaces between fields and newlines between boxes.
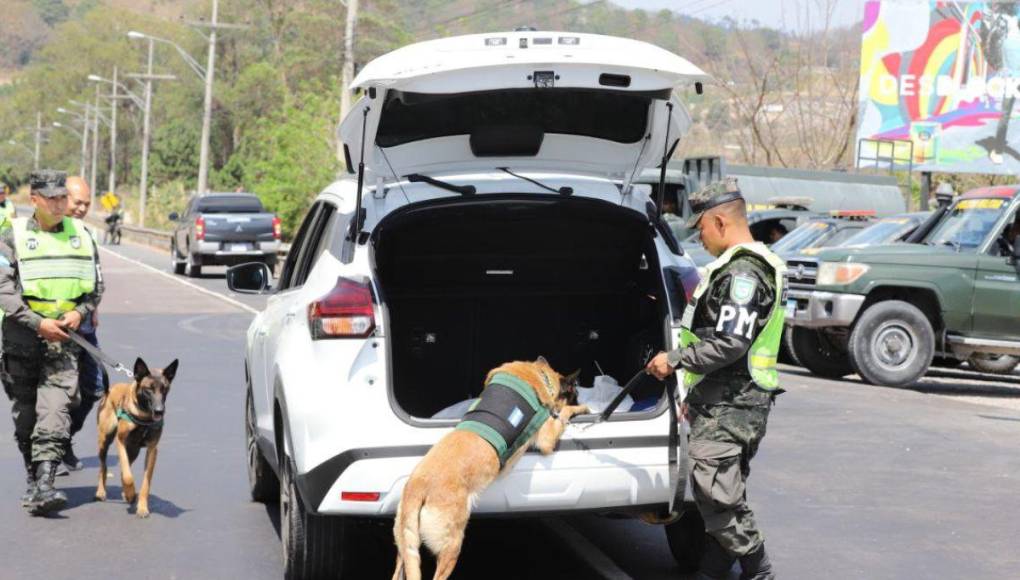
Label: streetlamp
xmin=128 ymin=2 xmax=246 ymax=195
xmin=52 ymin=121 xmax=86 ymax=177
xmin=56 ymin=108 xmax=90 ymax=181
xmin=89 ymin=69 xmax=145 ymax=197
xmin=64 ymin=100 xmax=111 ymax=194
xmin=127 ymin=31 xmax=177 ymax=227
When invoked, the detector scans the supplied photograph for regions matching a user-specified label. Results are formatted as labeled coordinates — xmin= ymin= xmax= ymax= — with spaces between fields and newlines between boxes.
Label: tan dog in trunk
xmin=94 ymin=358 xmax=179 ymax=518
xmin=391 ymin=357 xmax=588 ymax=580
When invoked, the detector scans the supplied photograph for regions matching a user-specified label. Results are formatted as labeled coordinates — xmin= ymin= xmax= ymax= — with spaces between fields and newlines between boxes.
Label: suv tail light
xmin=195 ymin=216 xmax=206 ymax=240
xmin=272 ymin=216 xmax=282 ymax=240
xmin=308 ymin=277 xmax=375 ymax=339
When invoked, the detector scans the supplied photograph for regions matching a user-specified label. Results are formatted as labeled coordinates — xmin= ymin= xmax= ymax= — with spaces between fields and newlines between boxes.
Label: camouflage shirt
xmin=0 ymin=215 xmax=103 ymax=350
xmin=668 ymin=253 xmax=777 ymax=408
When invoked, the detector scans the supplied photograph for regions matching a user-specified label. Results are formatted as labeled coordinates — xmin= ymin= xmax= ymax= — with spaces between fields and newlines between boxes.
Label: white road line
xmin=98 ymin=245 xmax=259 ymax=315
xmin=540 ymin=518 xmax=634 ymax=580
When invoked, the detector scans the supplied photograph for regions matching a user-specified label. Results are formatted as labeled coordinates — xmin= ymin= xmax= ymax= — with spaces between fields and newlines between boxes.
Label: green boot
xmin=19 ymin=457 xmax=36 ymax=507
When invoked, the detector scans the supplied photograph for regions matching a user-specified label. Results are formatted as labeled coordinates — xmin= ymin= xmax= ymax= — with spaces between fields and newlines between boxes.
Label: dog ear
xmin=535 ymin=355 xmax=550 ymax=367
xmin=563 ymin=369 xmax=581 ymax=386
xmin=163 ymin=359 xmax=179 ymax=384
xmin=133 ymin=358 xmax=150 ymax=383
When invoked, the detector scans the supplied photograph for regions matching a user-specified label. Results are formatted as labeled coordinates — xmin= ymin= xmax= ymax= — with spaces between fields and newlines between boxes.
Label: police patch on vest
xmin=70 ymin=236 xmax=81 ymax=249
xmin=716 ymin=304 xmax=759 ymax=339
xmin=730 ymin=274 xmax=756 ymax=305
xmin=26 ymin=238 xmax=37 ymax=250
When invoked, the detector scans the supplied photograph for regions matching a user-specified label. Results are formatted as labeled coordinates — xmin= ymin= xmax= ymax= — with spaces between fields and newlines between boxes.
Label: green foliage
xmin=31 ymin=0 xmax=69 ymax=27
xmin=232 ymin=89 xmax=339 ymax=237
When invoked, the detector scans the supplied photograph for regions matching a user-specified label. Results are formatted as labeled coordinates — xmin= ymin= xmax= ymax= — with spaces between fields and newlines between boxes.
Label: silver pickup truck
xmin=169 ymin=192 xmax=281 ymax=277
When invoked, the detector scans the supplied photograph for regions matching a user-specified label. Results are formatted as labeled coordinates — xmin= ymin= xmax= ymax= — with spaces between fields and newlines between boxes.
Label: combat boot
xmin=62 ymin=442 xmax=83 ymax=472
xmin=738 ymin=543 xmax=775 ymax=580
xmin=696 ymin=535 xmax=736 ymax=580
xmin=19 ymin=457 xmax=36 ymax=507
xmin=26 ymin=461 xmax=67 ymax=516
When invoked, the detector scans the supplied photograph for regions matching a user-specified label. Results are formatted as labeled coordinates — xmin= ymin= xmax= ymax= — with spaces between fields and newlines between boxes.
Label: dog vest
xmin=455 ymin=371 xmax=551 ymax=468
xmin=11 ymin=216 xmax=96 ymax=319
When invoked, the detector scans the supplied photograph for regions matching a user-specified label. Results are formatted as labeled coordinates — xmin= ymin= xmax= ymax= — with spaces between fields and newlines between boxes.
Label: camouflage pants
xmin=1 ymin=340 xmax=82 ymax=463
xmin=688 ymin=403 xmax=770 ymax=558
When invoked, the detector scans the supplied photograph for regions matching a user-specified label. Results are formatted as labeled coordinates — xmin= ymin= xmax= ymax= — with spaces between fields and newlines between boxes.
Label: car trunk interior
xmin=372 ymin=195 xmax=672 ymax=420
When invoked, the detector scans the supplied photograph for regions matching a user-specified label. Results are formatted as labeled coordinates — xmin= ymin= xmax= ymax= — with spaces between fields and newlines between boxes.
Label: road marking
xmin=540 ymin=518 xmax=634 ymax=580
xmin=98 ymin=245 xmax=259 ymax=315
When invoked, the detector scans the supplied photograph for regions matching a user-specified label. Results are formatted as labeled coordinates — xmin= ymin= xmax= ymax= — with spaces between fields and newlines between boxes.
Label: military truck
xmin=786 ymin=186 xmax=1020 ymax=386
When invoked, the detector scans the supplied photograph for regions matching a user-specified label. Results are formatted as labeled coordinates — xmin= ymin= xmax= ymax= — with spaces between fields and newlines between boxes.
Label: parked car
xmin=786 ymin=187 xmax=1020 ymax=384
xmin=227 ymin=31 xmax=710 ymax=578
xmin=169 ymin=192 xmax=281 ymax=277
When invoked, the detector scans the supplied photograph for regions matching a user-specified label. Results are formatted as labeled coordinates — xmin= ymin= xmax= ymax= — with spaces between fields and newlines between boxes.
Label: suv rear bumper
xmin=296 ymin=435 xmax=678 ymax=517
xmin=786 ymin=289 xmax=865 ymax=328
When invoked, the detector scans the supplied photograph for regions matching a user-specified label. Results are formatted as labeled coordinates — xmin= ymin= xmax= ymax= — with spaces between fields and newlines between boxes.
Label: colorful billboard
xmin=857 ymin=1 xmax=1020 ymax=173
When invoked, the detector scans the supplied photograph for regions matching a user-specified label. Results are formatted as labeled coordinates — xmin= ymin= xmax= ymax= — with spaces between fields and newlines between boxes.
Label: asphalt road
xmin=1 ymin=240 xmax=1018 ymax=579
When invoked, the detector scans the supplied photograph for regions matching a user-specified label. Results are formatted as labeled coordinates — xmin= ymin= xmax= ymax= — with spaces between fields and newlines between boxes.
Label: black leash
xmin=66 ymin=329 xmax=134 ymax=379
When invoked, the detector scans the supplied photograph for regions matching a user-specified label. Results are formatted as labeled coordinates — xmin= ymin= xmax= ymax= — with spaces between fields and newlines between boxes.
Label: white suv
xmin=229 ymin=30 xmax=709 ymax=578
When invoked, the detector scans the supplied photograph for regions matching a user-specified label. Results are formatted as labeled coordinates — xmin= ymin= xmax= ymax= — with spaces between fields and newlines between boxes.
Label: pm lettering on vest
xmin=716 ymin=304 xmax=758 ymax=339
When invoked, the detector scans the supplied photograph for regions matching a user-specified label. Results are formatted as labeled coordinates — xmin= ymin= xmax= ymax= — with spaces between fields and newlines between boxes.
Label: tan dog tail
xmin=392 ymin=484 xmax=426 ymax=580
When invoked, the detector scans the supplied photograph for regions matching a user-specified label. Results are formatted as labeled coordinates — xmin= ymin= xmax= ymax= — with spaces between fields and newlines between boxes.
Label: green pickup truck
xmin=785 ymin=186 xmax=1020 ymax=386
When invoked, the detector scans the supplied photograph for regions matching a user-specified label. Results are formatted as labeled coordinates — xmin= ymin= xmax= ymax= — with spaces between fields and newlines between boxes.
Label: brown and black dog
xmin=94 ymin=358 xmax=179 ymax=518
xmin=392 ymin=357 xmax=588 ymax=580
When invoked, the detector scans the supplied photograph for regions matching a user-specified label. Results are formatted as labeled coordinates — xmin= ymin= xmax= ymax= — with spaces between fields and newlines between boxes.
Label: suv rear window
xmin=196 ymin=195 xmax=264 ymax=214
xmin=376 ymin=89 xmax=652 ymax=148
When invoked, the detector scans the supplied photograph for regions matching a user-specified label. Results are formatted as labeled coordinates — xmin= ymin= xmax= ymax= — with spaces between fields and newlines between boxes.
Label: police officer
xmin=0 ymin=170 xmax=103 ymax=515
xmin=647 ymin=178 xmax=785 ymax=580
xmin=0 ymin=183 xmax=16 ymax=221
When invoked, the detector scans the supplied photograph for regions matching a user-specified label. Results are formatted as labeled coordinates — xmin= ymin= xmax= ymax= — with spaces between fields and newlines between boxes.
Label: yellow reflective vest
xmin=11 ymin=217 xmax=97 ymax=319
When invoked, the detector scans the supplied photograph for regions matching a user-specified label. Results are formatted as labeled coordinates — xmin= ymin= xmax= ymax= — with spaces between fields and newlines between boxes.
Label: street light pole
xmin=140 ymin=39 xmax=155 ymax=226
xmin=196 ymin=0 xmax=219 ymax=195
xmin=90 ymin=84 xmax=101 ymax=195
xmin=34 ymin=112 xmax=42 ymax=170
xmin=338 ymin=0 xmax=358 ymax=163
xmin=108 ymin=65 xmax=119 ymax=195
xmin=52 ymin=121 xmax=86 ymax=177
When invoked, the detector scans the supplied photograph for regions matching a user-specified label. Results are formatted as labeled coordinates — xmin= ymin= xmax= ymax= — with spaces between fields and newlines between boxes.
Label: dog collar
xmin=116 ymin=407 xmax=163 ymax=428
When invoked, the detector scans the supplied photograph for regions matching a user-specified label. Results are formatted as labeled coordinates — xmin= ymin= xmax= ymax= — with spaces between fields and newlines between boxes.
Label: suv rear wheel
xmin=280 ymin=456 xmax=350 ymax=579
xmin=170 ymin=241 xmax=186 ymax=275
xmin=787 ymin=327 xmax=854 ymax=378
xmin=967 ymin=353 xmax=1020 ymax=375
xmin=848 ymin=300 xmax=934 ymax=387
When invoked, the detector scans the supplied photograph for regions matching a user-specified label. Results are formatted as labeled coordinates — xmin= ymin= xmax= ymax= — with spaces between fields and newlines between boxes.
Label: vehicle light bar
xmin=829 ymin=210 xmax=876 ymax=220
xmin=341 ymin=491 xmax=381 ymax=502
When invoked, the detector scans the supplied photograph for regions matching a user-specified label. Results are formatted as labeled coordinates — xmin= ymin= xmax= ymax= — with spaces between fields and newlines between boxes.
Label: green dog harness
xmin=455 ymin=371 xmax=552 ymax=468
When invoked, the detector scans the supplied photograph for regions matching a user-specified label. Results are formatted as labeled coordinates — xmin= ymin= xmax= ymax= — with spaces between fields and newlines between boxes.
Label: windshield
xmin=924 ymin=198 xmax=1006 ymax=251
xmin=196 ymin=196 xmax=265 ymax=214
xmin=771 ymin=221 xmax=834 ymax=253
xmin=840 ymin=218 xmax=915 ymax=247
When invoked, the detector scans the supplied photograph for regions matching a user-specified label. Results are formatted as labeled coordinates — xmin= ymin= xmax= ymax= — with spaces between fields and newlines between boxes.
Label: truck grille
xmin=786 ymin=258 xmax=818 ymax=288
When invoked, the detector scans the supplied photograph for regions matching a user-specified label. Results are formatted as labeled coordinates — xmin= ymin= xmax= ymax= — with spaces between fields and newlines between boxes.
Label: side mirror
xmin=168 ymin=212 xmax=179 ymax=221
xmin=227 ymin=262 xmax=272 ymax=294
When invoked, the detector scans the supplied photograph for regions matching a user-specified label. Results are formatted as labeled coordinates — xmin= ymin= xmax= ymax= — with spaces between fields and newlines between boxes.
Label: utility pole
xmin=78 ymin=117 xmax=88 ymax=178
xmin=90 ymin=84 xmax=101 ymax=196
xmin=34 ymin=112 xmax=42 ymax=170
xmin=338 ymin=0 xmax=358 ymax=163
xmin=108 ymin=65 xmax=119 ymax=195
xmin=126 ymin=38 xmax=175 ymax=227
xmin=196 ymin=0 xmax=218 ymax=195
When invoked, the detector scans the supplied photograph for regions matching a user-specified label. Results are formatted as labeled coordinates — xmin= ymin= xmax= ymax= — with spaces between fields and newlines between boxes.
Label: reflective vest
xmin=12 ymin=217 xmax=97 ymax=319
xmin=0 ymin=212 xmax=10 ymax=232
xmin=455 ymin=371 xmax=551 ymax=468
xmin=0 ymin=200 xmax=15 ymax=221
xmin=678 ymin=242 xmax=787 ymax=391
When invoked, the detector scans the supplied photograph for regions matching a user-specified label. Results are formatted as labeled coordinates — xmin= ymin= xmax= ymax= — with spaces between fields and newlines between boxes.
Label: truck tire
xmin=779 ymin=328 xmax=798 ymax=366
xmin=664 ymin=504 xmax=705 ymax=574
xmin=967 ymin=353 xmax=1020 ymax=375
xmin=170 ymin=242 xmax=186 ymax=275
xmin=848 ymin=300 xmax=934 ymax=387
xmin=185 ymin=252 xmax=202 ymax=278
xmin=280 ymin=456 xmax=350 ymax=579
xmin=788 ymin=327 xmax=853 ymax=378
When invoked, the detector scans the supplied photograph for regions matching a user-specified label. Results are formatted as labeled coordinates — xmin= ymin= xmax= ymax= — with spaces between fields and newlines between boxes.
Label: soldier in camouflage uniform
xmin=0 ymin=170 xmax=103 ymax=515
xmin=647 ymin=178 xmax=785 ymax=580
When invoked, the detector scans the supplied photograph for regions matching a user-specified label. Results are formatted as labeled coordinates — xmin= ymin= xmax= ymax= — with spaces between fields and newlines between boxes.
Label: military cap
xmin=29 ymin=169 xmax=68 ymax=198
xmin=686 ymin=177 xmax=743 ymax=228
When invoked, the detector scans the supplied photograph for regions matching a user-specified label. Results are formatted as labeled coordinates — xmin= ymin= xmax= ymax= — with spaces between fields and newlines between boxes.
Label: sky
xmin=607 ymin=0 xmax=865 ymax=31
